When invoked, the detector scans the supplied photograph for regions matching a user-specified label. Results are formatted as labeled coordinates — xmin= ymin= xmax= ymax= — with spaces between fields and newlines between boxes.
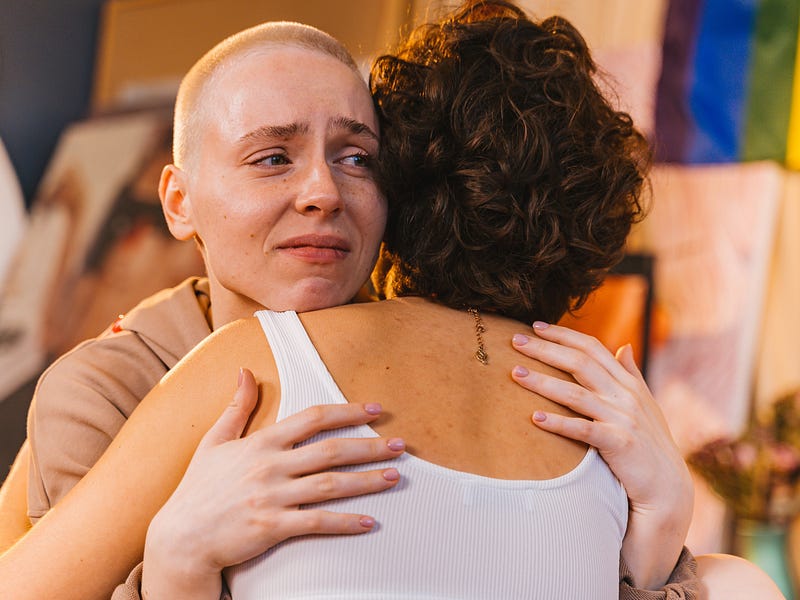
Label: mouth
xmin=275 ymin=234 xmax=351 ymax=262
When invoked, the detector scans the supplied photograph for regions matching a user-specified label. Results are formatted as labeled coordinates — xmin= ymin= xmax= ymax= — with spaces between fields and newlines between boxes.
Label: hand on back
xmin=142 ymin=368 xmax=404 ymax=598
xmin=510 ymin=323 xmax=693 ymax=589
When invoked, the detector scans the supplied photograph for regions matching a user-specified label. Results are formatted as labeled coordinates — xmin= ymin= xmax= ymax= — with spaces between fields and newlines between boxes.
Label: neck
xmin=205 ymin=277 xmax=264 ymax=330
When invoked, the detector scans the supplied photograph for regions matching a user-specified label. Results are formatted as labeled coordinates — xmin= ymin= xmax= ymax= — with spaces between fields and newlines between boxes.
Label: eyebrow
xmin=237 ymin=116 xmax=378 ymax=147
xmin=238 ymin=122 xmax=309 ymax=144
xmin=330 ymin=116 xmax=378 ymax=142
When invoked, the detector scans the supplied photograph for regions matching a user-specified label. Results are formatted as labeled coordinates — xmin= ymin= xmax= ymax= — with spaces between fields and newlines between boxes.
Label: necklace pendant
xmin=467 ymin=306 xmax=489 ymax=366
xmin=475 ymin=348 xmax=489 ymax=365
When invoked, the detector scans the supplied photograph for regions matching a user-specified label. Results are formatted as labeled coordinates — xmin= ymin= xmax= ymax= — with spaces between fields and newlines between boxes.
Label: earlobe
xmin=159 ymin=164 xmax=196 ymax=241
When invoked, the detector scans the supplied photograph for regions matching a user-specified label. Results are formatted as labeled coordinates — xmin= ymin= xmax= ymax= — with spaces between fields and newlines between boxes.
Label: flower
xmin=688 ymin=389 xmax=800 ymax=525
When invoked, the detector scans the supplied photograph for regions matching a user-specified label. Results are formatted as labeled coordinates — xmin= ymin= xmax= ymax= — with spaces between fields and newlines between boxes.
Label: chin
xmin=270 ymin=280 xmax=356 ymax=313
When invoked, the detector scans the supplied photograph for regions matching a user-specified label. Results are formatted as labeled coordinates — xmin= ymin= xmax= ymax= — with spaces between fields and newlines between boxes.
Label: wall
xmin=0 ymin=0 xmax=106 ymax=205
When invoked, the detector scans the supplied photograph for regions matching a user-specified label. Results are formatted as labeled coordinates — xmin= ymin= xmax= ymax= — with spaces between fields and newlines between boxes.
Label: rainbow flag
xmin=655 ymin=0 xmax=800 ymax=168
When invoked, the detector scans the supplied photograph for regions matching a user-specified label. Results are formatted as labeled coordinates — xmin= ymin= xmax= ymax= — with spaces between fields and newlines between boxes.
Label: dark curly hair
xmin=369 ymin=0 xmax=651 ymax=324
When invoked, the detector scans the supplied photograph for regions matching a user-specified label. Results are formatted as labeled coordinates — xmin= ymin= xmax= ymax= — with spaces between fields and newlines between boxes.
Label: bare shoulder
xmin=132 ymin=317 xmax=277 ymax=430
xmin=298 ymin=302 xmax=384 ymax=347
xmin=168 ymin=317 xmax=271 ymax=379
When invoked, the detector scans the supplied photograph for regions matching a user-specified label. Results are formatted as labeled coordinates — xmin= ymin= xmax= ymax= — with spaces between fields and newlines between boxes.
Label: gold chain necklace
xmin=467 ymin=307 xmax=489 ymax=365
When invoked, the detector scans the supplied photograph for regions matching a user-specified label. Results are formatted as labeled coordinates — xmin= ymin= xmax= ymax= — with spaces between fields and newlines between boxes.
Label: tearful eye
xmin=261 ymin=154 xmax=290 ymax=166
xmin=251 ymin=152 xmax=290 ymax=167
xmin=341 ymin=153 xmax=371 ymax=168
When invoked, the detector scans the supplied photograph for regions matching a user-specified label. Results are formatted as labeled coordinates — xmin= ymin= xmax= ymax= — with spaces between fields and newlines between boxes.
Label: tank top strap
xmin=254 ymin=310 xmax=370 ymax=436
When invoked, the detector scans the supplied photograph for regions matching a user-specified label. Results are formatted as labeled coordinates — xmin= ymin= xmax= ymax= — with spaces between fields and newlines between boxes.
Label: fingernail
xmin=237 ymin=367 xmax=244 ymax=387
xmin=512 ymin=365 xmax=529 ymax=377
xmin=512 ymin=333 xmax=529 ymax=346
xmin=364 ymin=403 xmax=382 ymax=415
xmin=360 ymin=516 xmax=376 ymax=528
xmin=387 ymin=438 xmax=405 ymax=452
xmin=532 ymin=321 xmax=549 ymax=331
xmin=533 ymin=411 xmax=547 ymax=422
xmin=382 ymin=468 xmax=400 ymax=481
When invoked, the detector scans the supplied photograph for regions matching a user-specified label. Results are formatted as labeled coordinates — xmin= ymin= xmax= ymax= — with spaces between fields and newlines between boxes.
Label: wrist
xmin=142 ymin=511 xmax=223 ymax=599
xmin=622 ymin=519 xmax=685 ymax=589
xmin=624 ymin=475 xmax=694 ymax=589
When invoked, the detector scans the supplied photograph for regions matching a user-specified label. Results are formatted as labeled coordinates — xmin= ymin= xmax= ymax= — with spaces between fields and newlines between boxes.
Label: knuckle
xmin=573 ymin=352 xmax=593 ymax=373
xmin=617 ymin=413 xmax=638 ymax=433
xmin=302 ymin=511 xmax=324 ymax=532
xmin=528 ymin=337 xmax=547 ymax=355
xmin=619 ymin=390 xmax=637 ymax=409
xmin=574 ymin=418 xmax=593 ymax=439
xmin=618 ymin=433 xmax=636 ymax=452
xmin=319 ymin=439 xmax=342 ymax=462
xmin=585 ymin=335 xmax=604 ymax=353
xmin=255 ymin=461 xmax=278 ymax=482
xmin=244 ymin=489 xmax=269 ymax=512
xmin=565 ymin=385 xmax=588 ymax=407
xmin=315 ymin=472 xmax=338 ymax=496
xmin=243 ymin=492 xmax=260 ymax=511
xmin=253 ymin=512 xmax=279 ymax=535
xmin=371 ymin=439 xmax=391 ymax=460
xmin=303 ymin=405 xmax=328 ymax=428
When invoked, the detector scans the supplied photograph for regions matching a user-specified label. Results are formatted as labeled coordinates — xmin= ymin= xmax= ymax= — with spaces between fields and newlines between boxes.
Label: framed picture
xmin=557 ymin=253 xmax=656 ymax=380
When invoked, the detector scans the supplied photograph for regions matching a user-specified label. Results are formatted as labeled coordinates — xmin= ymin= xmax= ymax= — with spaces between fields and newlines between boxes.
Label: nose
xmin=295 ymin=161 xmax=344 ymax=216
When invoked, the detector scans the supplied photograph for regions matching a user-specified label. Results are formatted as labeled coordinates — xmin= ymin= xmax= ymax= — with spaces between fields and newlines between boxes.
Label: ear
xmin=159 ymin=164 xmax=196 ymax=241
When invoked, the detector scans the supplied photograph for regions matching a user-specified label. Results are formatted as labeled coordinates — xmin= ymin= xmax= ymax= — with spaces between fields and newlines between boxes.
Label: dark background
xmin=1 ymin=0 xmax=105 ymax=206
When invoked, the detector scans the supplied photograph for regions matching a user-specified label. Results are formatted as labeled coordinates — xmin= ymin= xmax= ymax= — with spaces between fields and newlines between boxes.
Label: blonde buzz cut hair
xmin=173 ymin=21 xmax=361 ymax=171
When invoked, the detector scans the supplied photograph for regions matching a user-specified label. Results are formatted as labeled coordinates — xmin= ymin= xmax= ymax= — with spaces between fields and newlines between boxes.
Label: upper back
xmin=298 ymin=297 xmax=588 ymax=481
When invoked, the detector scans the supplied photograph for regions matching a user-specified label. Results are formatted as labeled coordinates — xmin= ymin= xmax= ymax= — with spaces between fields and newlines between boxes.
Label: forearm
xmin=0 ymin=441 xmax=32 ymax=551
xmin=0 ymin=443 xmax=208 ymax=598
xmin=0 ymin=362 xmax=233 ymax=598
xmin=0 ymin=498 xmax=143 ymax=599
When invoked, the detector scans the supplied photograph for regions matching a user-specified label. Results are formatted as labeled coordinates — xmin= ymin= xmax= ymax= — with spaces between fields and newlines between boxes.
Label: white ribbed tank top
xmin=225 ymin=310 xmax=628 ymax=599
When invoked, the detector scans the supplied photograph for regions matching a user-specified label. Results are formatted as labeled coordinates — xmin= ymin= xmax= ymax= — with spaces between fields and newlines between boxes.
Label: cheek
xmin=370 ymin=200 xmax=389 ymax=245
xmin=352 ymin=185 xmax=388 ymax=243
xmin=203 ymin=197 xmax=280 ymax=240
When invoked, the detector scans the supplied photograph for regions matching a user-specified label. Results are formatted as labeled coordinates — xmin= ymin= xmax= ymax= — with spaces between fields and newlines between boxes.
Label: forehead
xmin=200 ymin=46 xmax=377 ymax=139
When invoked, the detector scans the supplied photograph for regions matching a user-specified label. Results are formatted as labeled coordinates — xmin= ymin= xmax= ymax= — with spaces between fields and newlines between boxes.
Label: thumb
xmin=199 ymin=367 xmax=259 ymax=449
xmin=614 ymin=343 xmax=642 ymax=377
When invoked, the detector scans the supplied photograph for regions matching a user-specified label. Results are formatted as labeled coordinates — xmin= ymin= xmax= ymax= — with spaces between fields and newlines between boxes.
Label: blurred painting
xmin=0 ymin=110 xmax=205 ymax=401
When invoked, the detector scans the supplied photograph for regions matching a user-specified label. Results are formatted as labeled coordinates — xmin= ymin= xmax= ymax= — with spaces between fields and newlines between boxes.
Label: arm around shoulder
xmin=0 ymin=318 xmax=268 ymax=600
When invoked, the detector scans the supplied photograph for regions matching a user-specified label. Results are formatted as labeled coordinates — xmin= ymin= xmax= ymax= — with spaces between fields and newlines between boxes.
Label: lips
xmin=275 ymin=234 xmax=350 ymax=261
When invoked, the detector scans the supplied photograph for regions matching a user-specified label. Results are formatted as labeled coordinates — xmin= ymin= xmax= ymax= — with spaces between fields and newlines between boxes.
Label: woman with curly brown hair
xmin=0 ymin=2 xmax=782 ymax=599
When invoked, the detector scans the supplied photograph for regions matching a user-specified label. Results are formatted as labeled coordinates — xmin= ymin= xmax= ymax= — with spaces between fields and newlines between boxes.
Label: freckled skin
xmin=172 ymin=47 xmax=387 ymax=326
